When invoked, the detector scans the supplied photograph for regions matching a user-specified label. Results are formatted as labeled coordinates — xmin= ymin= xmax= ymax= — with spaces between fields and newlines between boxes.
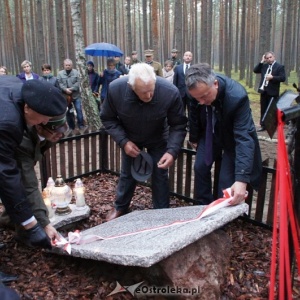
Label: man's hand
xmin=124 ymin=141 xmax=140 ymax=157
xmin=188 ymin=141 xmax=197 ymax=150
xmin=157 ymin=153 xmax=174 ymax=169
xmin=266 ymin=74 xmax=273 ymax=81
xmin=261 ymin=54 xmax=266 ymax=63
xmin=44 ymin=224 xmax=60 ymax=245
xmin=229 ymin=181 xmax=247 ymax=205
xmin=25 ymin=223 xmax=52 ymax=249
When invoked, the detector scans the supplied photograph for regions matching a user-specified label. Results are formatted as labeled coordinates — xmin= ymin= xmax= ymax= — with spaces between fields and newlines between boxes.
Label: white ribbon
xmin=54 ymin=187 xmax=248 ymax=254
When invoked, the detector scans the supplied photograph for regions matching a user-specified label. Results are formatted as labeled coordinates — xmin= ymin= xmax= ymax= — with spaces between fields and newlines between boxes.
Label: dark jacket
xmin=0 ymin=76 xmax=33 ymax=223
xmin=119 ymin=64 xmax=129 ymax=75
xmin=168 ymin=57 xmax=181 ymax=66
xmin=99 ymin=69 xmax=121 ymax=100
xmin=100 ymin=76 xmax=187 ymax=159
xmin=115 ymin=62 xmax=127 ymax=75
xmin=173 ymin=63 xmax=191 ymax=98
xmin=253 ymin=61 xmax=286 ymax=97
xmin=39 ymin=74 xmax=61 ymax=90
xmin=189 ymin=74 xmax=262 ymax=189
xmin=14 ymin=127 xmax=53 ymax=228
xmin=16 ymin=72 xmax=39 ymax=83
xmin=87 ymin=70 xmax=100 ymax=93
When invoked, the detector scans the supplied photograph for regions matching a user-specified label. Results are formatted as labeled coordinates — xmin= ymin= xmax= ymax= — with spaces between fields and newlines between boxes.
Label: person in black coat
xmin=173 ymin=51 xmax=193 ymax=115
xmin=253 ymin=51 xmax=286 ymax=131
xmin=0 ymin=77 xmax=66 ymax=248
xmin=86 ymin=61 xmax=100 ymax=93
xmin=100 ymin=63 xmax=187 ymax=221
xmin=39 ymin=63 xmax=61 ymax=90
xmin=187 ymin=63 xmax=262 ymax=206
xmin=0 ymin=76 xmax=67 ymax=283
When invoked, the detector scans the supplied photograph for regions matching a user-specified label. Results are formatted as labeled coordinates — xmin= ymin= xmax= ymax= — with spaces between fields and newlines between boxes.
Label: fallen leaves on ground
xmin=0 ymin=173 xmax=299 ymax=299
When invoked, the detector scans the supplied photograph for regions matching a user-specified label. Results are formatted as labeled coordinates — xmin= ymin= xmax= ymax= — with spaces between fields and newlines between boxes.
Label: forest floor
xmin=0 ymin=98 xmax=299 ymax=299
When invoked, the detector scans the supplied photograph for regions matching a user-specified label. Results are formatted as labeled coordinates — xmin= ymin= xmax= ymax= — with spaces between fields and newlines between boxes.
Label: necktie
xmin=205 ymin=106 xmax=213 ymax=166
xmin=185 ymin=64 xmax=189 ymax=74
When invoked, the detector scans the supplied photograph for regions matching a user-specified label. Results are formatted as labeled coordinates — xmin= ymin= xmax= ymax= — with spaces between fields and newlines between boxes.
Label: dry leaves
xmin=0 ymin=173 xmax=299 ymax=299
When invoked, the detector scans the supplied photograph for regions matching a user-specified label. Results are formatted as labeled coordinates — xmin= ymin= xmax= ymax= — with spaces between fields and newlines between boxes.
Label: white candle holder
xmin=73 ymin=178 xmax=87 ymax=210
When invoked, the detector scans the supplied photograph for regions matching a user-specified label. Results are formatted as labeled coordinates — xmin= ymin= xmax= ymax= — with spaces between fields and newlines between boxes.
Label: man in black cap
xmin=0 ymin=114 xmax=68 ymax=246
xmin=0 ymin=76 xmax=66 ymax=254
xmin=168 ymin=49 xmax=181 ymax=67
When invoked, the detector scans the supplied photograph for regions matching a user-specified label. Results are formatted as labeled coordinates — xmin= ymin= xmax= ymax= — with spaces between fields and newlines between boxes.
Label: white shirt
xmin=184 ymin=63 xmax=190 ymax=74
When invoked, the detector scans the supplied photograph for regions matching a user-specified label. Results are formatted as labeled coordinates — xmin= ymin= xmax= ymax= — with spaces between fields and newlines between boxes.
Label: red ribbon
xmin=269 ymin=110 xmax=300 ymax=300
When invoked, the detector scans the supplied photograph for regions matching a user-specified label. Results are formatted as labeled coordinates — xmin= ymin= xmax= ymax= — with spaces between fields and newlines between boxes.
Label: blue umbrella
xmin=85 ymin=42 xmax=124 ymax=57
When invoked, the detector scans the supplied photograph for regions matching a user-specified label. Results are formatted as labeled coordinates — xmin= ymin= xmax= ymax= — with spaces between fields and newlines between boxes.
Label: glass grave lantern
xmin=50 ymin=175 xmax=72 ymax=215
xmin=73 ymin=178 xmax=87 ymax=210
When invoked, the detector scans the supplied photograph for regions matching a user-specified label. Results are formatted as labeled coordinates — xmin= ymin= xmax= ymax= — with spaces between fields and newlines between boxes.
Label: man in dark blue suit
xmin=253 ymin=51 xmax=286 ymax=132
xmin=173 ymin=51 xmax=193 ymax=116
xmin=187 ymin=63 xmax=262 ymax=205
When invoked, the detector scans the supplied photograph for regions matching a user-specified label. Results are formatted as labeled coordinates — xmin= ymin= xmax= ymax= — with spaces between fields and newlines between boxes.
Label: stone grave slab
xmin=50 ymin=204 xmax=91 ymax=229
xmin=51 ymin=203 xmax=248 ymax=267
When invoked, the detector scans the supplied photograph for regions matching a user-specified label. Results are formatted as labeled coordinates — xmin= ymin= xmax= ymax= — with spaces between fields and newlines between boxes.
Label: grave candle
xmin=42 ymin=189 xmax=54 ymax=219
xmin=73 ymin=178 xmax=86 ymax=210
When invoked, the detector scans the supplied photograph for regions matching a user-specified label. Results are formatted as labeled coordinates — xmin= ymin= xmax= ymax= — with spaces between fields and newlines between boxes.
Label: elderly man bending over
xmin=100 ymin=63 xmax=187 ymax=221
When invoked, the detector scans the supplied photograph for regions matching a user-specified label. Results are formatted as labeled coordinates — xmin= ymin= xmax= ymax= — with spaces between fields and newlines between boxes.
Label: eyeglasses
xmin=39 ymin=124 xmax=54 ymax=135
xmin=40 ymin=124 xmax=67 ymax=135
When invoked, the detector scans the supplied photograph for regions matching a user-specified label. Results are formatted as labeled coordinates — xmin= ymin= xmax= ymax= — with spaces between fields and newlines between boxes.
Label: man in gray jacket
xmin=100 ymin=63 xmax=187 ymax=221
xmin=57 ymin=59 xmax=85 ymax=130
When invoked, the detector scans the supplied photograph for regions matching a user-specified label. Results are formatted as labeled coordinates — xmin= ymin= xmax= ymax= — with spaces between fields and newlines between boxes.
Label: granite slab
xmin=51 ymin=203 xmax=248 ymax=267
xmin=50 ymin=204 xmax=91 ymax=229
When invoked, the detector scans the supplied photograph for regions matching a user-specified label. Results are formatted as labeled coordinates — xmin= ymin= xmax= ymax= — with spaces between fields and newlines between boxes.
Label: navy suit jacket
xmin=173 ymin=64 xmax=190 ymax=98
xmin=189 ymin=74 xmax=262 ymax=190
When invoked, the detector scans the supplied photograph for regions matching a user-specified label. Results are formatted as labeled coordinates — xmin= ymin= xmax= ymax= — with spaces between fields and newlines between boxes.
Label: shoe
xmin=105 ymin=208 xmax=127 ymax=221
xmin=256 ymin=127 xmax=265 ymax=132
xmin=0 ymin=271 xmax=18 ymax=283
xmin=0 ymin=243 xmax=5 ymax=250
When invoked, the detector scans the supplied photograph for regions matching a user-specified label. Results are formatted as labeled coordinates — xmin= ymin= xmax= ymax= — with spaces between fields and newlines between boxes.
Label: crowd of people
xmin=0 ymin=48 xmax=286 ymax=298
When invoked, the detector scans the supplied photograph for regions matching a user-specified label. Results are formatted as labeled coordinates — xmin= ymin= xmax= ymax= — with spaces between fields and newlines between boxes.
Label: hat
xmin=21 ymin=80 xmax=67 ymax=117
xmin=131 ymin=51 xmax=138 ymax=55
xmin=144 ymin=49 xmax=154 ymax=56
xmin=171 ymin=49 xmax=178 ymax=53
xmin=42 ymin=113 xmax=69 ymax=133
xmin=131 ymin=151 xmax=153 ymax=182
xmin=86 ymin=61 xmax=94 ymax=67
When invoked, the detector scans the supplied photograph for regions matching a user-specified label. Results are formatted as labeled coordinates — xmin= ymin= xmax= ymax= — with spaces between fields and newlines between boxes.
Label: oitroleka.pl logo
xmin=107 ymin=281 xmax=200 ymax=297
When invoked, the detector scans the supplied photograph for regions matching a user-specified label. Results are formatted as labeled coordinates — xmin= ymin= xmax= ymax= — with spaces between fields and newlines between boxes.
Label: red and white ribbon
xmin=54 ymin=187 xmax=247 ymax=254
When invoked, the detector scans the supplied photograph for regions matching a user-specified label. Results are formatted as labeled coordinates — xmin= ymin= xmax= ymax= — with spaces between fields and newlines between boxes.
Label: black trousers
xmin=260 ymin=92 xmax=274 ymax=126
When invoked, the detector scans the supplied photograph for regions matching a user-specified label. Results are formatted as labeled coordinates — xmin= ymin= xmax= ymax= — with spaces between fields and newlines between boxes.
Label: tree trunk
xmin=126 ymin=0 xmax=132 ymax=55
xmin=239 ymin=0 xmax=246 ymax=80
xmin=36 ymin=0 xmax=44 ymax=69
xmin=69 ymin=0 xmax=101 ymax=130
xmin=174 ymin=0 xmax=182 ymax=51
xmin=142 ymin=0 xmax=148 ymax=51
xmin=151 ymin=0 xmax=159 ymax=58
xmin=56 ymin=0 xmax=65 ymax=68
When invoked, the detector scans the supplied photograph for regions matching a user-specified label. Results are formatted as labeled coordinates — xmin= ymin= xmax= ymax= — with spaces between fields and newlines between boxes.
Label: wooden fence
xmin=40 ymin=129 xmax=276 ymax=227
